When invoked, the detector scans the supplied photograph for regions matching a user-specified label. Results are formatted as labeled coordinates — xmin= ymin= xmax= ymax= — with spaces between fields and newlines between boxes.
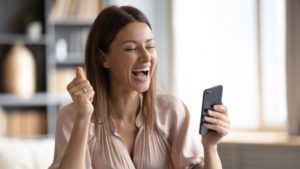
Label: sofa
xmin=0 ymin=138 xmax=54 ymax=169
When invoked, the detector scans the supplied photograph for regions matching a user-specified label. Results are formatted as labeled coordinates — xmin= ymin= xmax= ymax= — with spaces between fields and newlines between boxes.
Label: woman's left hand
xmin=202 ymin=103 xmax=230 ymax=147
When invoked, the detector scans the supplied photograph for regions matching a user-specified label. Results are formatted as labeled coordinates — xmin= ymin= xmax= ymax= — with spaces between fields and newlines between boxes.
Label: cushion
xmin=0 ymin=138 xmax=54 ymax=169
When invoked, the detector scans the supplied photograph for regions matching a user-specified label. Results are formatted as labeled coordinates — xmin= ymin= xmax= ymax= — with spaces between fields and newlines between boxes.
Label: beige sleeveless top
xmin=48 ymin=94 xmax=204 ymax=169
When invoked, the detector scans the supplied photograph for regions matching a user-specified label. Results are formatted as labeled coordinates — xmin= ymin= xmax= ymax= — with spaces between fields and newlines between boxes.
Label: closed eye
xmin=146 ymin=45 xmax=155 ymax=50
xmin=125 ymin=48 xmax=137 ymax=52
xmin=146 ymin=46 xmax=155 ymax=49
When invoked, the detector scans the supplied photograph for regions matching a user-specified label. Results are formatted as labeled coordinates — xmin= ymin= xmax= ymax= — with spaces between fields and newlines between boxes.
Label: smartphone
xmin=199 ymin=85 xmax=223 ymax=135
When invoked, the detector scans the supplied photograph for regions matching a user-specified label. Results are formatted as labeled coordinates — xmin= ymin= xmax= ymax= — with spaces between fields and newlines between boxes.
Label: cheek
xmin=151 ymin=55 xmax=157 ymax=70
xmin=118 ymin=60 xmax=134 ymax=78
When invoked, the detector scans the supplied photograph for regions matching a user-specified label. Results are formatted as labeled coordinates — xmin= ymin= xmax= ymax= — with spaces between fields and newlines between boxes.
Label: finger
xmin=213 ymin=104 xmax=228 ymax=115
xmin=67 ymin=68 xmax=84 ymax=91
xmin=68 ymin=80 xmax=91 ymax=94
xmin=67 ymin=76 xmax=81 ymax=91
xmin=68 ymin=80 xmax=89 ymax=93
xmin=76 ymin=66 xmax=85 ymax=79
xmin=204 ymin=123 xmax=229 ymax=136
xmin=72 ymin=90 xmax=89 ymax=103
xmin=87 ymin=86 xmax=95 ymax=102
xmin=207 ymin=110 xmax=230 ymax=124
xmin=72 ymin=86 xmax=93 ymax=99
xmin=84 ymin=85 xmax=94 ymax=96
xmin=204 ymin=116 xmax=230 ymax=129
xmin=70 ymin=84 xmax=94 ymax=101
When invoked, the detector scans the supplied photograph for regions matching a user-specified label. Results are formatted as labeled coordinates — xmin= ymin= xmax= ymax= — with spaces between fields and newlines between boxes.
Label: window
xmin=172 ymin=0 xmax=286 ymax=130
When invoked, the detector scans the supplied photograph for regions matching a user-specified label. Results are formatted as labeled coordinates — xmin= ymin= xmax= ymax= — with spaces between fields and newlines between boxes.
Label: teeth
xmin=133 ymin=67 xmax=150 ymax=72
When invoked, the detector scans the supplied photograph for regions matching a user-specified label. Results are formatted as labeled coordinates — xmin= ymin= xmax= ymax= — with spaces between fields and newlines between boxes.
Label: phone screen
xmin=199 ymin=85 xmax=223 ymax=135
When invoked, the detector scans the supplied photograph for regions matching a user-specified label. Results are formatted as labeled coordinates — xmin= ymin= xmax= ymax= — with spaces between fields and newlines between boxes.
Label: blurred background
xmin=0 ymin=0 xmax=300 ymax=169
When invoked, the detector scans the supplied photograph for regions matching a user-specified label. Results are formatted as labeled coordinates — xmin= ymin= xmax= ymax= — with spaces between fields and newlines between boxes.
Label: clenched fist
xmin=67 ymin=67 xmax=95 ymax=119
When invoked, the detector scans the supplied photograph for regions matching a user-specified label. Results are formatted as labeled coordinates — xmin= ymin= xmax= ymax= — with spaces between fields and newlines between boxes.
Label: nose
xmin=139 ymin=47 xmax=151 ymax=62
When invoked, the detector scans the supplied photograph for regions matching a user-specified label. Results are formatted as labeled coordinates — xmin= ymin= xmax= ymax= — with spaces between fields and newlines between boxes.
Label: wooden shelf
xmin=50 ymin=53 xmax=84 ymax=67
xmin=0 ymin=93 xmax=72 ymax=107
xmin=47 ymin=93 xmax=72 ymax=106
xmin=0 ymin=93 xmax=48 ymax=106
xmin=56 ymin=53 xmax=84 ymax=63
xmin=51 ymin=20 xmax=94 ymax=27
xmin=0 ymin=0 xmax=100 ymax=137
xmin=0 ymin=34 xmax=47 ymax=45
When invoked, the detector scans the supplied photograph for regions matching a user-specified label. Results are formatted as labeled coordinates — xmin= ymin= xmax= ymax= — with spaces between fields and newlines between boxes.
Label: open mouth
xmin=132 ymin=67 xmax=150 ymax=79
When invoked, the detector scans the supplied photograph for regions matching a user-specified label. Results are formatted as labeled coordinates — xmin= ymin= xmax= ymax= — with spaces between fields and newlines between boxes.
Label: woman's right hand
xmin=67 ymin=67 xmax=94 ymax=119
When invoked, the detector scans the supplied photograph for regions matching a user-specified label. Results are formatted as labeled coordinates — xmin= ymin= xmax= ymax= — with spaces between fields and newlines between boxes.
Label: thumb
xmin=76 ymin=67 xmax=85 ymax=79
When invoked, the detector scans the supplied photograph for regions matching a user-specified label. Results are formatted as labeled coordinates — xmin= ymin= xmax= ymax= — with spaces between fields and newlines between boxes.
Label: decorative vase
xmin=3 ymin=42 xmax=36 ymax=98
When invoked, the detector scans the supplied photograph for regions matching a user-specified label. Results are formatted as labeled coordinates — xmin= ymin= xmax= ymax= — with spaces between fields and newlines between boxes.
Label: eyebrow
xmin=122 ymin=38 xmax=155 ymax=44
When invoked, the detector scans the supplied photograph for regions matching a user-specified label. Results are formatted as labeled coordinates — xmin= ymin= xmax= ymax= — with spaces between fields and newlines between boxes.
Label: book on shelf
xmin=0 ymin=107 xmax=8 ymax=137
xmin=23 ymin=111 xmax=47 ymax=137
xmin=3 ymin=110 xmax=47 ymax=138
xmin=50 ymin=0 xmax=102 ymax=22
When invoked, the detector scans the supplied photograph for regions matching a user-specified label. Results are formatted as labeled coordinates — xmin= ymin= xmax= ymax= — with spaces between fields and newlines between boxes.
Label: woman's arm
xmin=58 ymin=67 xmax=94 ymax=169
xmin=201 ymin=104 xmax=230 ymax=169
xmin=58 ymin=114 xmax=91 ymax=169
xmin=202 ymin=145 xmax=222 ymax=169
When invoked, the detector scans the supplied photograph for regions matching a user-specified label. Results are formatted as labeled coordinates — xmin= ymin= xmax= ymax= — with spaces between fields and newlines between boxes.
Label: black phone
xmin=199 ymin=85 xmax=223 ymax=135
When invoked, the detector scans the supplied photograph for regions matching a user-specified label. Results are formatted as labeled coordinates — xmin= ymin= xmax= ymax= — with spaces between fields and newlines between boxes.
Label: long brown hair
xmin=85 ymin=5 xmax=157 ymax=132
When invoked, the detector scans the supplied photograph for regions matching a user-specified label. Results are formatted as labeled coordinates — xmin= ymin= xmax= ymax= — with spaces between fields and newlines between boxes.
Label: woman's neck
xmin=108 ymin=91 xmax=140 ymax=123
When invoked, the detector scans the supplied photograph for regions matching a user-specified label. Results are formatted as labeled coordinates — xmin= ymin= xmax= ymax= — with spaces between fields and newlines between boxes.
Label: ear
xmin=99 ymin=50 xmax=110 ymax=68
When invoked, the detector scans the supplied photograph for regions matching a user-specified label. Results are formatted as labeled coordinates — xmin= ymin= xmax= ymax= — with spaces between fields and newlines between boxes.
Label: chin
xmin=130 ymin=78 xmax=151 ymax=93
xmin=133 ymin=82 xmax=150 ymax=93
xmin=137 ymin=85 xmax=150 ymax=93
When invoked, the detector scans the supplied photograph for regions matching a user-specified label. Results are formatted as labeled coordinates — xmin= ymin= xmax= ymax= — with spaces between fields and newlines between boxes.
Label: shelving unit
xmin=50 ymin=22 xmax=90 ymax=66
xmin=0 ymin=34 xmax=47 ymax=45
xmin=0 ymin=0 xmax=48 ymax=138
xmin=0 ymin=0 xmax=102 ymax=138
xmin=46 ymin=0 xmax=102 ymax=135
xmin=0 ymin=93 xmax=48 ymax=106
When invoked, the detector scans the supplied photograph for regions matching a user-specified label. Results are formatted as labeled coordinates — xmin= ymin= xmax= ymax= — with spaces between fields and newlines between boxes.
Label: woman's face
xmin=103 ymin=22 xmax=157 ymax=93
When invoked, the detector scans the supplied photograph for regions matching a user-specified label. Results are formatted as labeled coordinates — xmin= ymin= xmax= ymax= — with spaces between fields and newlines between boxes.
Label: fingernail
xmin=208 ymin=110 xmax=212 ymax=115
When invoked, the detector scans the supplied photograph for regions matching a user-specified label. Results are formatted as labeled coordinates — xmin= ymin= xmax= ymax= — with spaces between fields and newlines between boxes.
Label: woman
xmin=49 ymin=5 xmax=229 ymax=169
